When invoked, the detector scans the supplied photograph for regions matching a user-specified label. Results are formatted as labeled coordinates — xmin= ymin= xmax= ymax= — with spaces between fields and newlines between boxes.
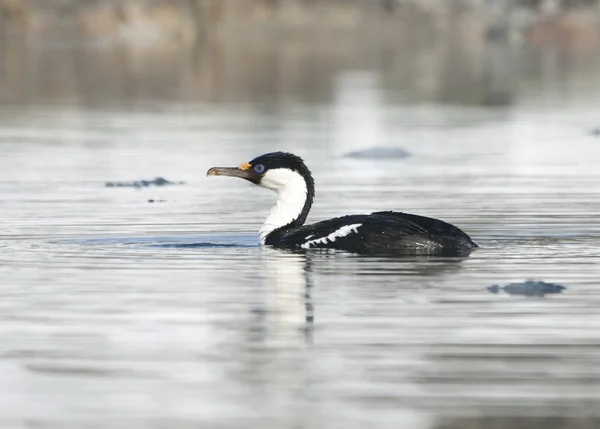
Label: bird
xmin=207 ymin=152 xmax=478 ymax=255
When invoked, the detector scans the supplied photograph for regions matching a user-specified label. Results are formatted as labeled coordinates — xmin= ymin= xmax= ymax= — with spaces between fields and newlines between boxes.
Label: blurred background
xmin=2 ymin=0 xmax=600 ymax=107
xmin=2 ymin=1 xmax=600 ymax=429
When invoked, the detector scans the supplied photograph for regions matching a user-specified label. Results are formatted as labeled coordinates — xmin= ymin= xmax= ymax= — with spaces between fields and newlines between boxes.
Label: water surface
xmin=1 ymin=41 xmax=600 ymax=428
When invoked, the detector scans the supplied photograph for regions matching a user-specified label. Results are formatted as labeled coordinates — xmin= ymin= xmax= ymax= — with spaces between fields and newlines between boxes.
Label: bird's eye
xmin=253 ymin=164 xmax=265 ymax=173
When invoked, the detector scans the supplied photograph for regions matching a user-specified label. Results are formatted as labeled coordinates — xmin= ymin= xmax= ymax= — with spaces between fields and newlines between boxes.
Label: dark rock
xmin=591 ymin=128 xmax=600 ymax=136
xmin=105 ymin=177 xmax=185 ymax=188
xmin=343 ymin=147 xmax=410 ymax=159
xmin=487 ymin=285 xmax=502 ymax=294
xmin=487 ymin=280 xmax=566 ymax=297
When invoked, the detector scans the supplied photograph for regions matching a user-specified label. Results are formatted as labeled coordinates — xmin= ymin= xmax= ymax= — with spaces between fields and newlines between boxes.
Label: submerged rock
xmin=343 ymin=147 xmax=410 ymax=159
xmin=488 ymin=280 xmax=566 ymax=297
xmin=105 ymin=177 xmax=185 ymax=188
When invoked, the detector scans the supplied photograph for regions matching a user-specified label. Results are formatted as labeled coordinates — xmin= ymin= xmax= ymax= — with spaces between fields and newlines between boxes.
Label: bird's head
xmin=207 ymin=151 xmax=314 ymax=194
xmin=207 ymin=152 xmax=316 ymax=238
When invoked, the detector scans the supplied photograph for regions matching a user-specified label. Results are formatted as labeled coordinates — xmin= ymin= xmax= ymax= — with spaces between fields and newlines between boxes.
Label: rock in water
xmin=105 ymin=177 xmax=185 ymax=188
xmin=343 ymin=147 xmax=410 ymax=159
xmin=487 ymin=280 xmax=566 ymax=297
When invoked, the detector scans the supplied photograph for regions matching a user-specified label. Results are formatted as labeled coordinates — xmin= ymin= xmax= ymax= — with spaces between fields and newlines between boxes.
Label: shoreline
xmin=0 ymin=0 xmax=598 ymax=48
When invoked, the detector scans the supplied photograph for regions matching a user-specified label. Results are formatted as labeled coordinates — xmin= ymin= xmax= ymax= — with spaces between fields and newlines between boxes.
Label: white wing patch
xmin=301 ymin=223 xmax=362 ymax=249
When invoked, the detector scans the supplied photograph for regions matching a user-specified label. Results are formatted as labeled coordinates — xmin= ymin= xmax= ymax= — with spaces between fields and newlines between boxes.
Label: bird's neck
xmin=259 ymin=174 xmax=314 ymax=244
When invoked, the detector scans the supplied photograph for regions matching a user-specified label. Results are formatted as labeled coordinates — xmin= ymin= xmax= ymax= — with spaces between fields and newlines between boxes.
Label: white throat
xmin=258 ymin=169 xmax=308 ymax=243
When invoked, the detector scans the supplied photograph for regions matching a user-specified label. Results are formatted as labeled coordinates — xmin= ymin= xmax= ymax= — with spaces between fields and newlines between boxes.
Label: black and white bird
xmin=207 ymin=152 xmax=478 ymax=255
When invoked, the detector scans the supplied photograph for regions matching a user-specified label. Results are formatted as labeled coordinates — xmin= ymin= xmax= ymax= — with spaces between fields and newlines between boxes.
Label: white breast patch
xmin=301 ymin=223 xmax=362 ymax=249
xmin=258 ymin=168 xmax=308 ymax=244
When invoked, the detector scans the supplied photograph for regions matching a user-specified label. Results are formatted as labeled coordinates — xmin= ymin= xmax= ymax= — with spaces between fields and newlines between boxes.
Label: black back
xmin=266 ymin=211 xmax=478 ymax=255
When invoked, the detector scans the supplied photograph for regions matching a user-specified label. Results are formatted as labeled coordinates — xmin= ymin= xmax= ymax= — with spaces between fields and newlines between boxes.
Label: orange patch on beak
xmin=239 ymin=162 xmax=252 ymax=170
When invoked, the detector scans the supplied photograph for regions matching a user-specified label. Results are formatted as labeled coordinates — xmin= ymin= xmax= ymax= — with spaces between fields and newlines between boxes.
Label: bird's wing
xmin=274 ymin=214 xmax=441 ymax=253
xmin=370 ymin=211 xmax=477 ymax=246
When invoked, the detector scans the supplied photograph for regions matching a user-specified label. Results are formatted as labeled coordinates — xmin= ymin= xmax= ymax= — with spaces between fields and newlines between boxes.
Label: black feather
xmin=266 ymin=212 xmax=478 ymax=256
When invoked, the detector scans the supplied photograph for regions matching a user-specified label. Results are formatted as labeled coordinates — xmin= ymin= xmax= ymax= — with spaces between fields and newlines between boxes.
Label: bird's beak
xmin=207 ymin=163 xmax=259 ymax=183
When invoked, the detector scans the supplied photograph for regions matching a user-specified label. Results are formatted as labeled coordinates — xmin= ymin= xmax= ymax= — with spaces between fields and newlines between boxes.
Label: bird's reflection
xmin=303 ymin=250 xmax=470 ymax=278
xmin=249 ymin=249 xmax=469 ymax=346
xmin=249 ymin=248 xmax=315 ymax=346
xmin=241 ymin=248 xmax=470 ymax=412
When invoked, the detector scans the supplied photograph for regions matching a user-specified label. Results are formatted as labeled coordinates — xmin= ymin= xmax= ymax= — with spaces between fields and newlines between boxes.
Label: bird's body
xmin=207 ymin=152 xmax=478 ymax=255
xmin=266 ymin=212 xmax=476 ymax=255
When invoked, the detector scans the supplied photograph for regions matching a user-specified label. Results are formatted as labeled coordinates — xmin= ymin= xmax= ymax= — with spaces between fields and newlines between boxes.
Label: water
xmin=2 ymin=40 xmax=600 ymax=428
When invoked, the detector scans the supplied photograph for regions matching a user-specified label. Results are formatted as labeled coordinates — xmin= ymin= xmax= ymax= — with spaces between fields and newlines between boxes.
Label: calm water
xmin=2 ymin=40 xmax=600 ymax=428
